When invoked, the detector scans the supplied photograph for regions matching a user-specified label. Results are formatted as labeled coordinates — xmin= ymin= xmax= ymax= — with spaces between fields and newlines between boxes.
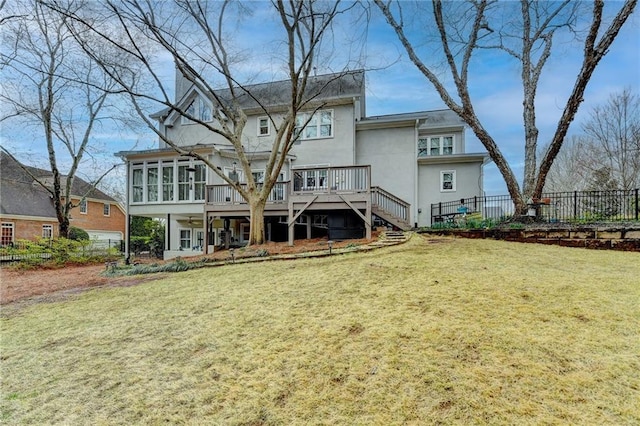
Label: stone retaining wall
xmin=421 ymin=225 xmax=640 ymax=252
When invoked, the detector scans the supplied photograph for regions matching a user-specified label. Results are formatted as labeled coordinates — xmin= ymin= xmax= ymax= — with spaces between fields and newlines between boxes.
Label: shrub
xmin=68 ymin=227 xmax=89 ymax=241
xmin=130 ymin=236 xmax=151 ymax=254
xmin=255 ymin=249 xmax=269 ymax=257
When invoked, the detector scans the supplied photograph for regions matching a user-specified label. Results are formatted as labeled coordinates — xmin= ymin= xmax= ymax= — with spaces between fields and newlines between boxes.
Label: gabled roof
xmin=0 ymin=152 xmax=117 ymax=218
xmin=157 ymin=69 xmax=366 ymax=125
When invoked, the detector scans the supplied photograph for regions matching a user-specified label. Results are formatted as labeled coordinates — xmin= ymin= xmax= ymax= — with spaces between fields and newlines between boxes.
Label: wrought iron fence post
xmin=573 ymin=191 xmax=578 ymax=220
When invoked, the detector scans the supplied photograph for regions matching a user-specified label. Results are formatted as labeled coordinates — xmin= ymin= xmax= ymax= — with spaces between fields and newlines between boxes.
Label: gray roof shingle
xmin=0 ymin=152 xmax=115 ymax=218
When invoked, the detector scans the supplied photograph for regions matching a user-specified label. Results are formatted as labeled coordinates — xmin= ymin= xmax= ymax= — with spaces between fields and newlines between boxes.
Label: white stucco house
xmin=117 ymin=70 xmax=490 ymax=259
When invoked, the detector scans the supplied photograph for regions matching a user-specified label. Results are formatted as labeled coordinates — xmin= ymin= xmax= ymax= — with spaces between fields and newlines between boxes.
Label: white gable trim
xmin=163 ymin=86 xmax=214 ymax=127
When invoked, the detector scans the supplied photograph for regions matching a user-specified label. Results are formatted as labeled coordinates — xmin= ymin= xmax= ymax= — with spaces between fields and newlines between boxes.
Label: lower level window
xmin=1 ymin=222 xmax=14 ymax=245
xmin=441 ymin=170 xmax=456 ymax=192
xmin=180 ymin=229 xmax=191 ymax=249
xmin=42 ymin=224 xmax=53 ymax=239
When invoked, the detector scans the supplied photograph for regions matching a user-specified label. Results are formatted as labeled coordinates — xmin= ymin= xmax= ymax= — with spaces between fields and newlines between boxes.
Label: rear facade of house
xmin=117 ymin=70 xmax=490 ymax=259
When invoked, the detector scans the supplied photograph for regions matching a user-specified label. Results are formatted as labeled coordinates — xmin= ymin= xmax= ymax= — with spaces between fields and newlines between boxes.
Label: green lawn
xmin=1 ymin=235 xmax=639 ymax=424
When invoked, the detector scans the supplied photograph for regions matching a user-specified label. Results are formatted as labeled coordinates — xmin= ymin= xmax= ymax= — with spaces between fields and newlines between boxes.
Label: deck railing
xmin=431 ymin=189 xmax=640 ymax=224
xmin=206 ymin=165 xmax=371 ymax=205
xmin=292 ymin=165 xmax=370 ymax=194
xmin=206 ymin=181 xmax=290 ymax=205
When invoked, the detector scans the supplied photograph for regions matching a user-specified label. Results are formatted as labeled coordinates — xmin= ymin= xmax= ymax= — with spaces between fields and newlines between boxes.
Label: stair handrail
xmin=371 ymin=186 xmax=410 ymax=224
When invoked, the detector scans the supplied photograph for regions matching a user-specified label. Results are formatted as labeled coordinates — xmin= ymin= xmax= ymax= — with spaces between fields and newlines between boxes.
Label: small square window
xmin=79 ymin=199 xmax=88 ymax=214
xmin=103 ymin=203 xmax=110 ymax=216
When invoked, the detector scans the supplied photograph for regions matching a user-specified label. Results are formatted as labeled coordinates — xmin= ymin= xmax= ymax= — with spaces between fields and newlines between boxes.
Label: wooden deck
xmin=205 ymin=165 xmax=411 ymax=246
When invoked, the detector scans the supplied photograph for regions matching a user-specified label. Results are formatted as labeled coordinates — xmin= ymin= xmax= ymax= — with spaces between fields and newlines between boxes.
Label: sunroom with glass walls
xmin=130 ymin=159 xmax=207 ymax=204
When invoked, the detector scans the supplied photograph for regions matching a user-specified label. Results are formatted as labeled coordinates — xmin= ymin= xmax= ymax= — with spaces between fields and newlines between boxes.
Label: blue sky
xmin=1 ymin=1 xmax=638 ymax=197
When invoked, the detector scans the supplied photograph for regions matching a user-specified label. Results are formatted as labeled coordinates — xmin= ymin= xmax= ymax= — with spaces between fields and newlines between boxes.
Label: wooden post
xmin=288 ymin=201 xmax=295 ymax=246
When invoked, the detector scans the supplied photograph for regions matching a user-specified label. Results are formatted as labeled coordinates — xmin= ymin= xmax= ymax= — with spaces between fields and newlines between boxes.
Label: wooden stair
xmin=371 ymin=187 xmax=412 ymax=231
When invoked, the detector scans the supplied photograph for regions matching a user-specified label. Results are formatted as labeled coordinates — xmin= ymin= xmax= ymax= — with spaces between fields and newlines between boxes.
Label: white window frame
xmin=257 ymin=117 xmax=270 ymax=136
xmin=418 ymin=135 xmax=455 ymax=157
xmin=131 ymin=159 xmax=207 ymax=204
xmin=42 ymin=224 xmax=53 ymax=239
xmin=79 ymin=199 xmax=88 ymax=214
xmin=103 ymin=203 xmax=110 ymax=216
xmin=193 ymin=163 xmax=206 ymax=201
xmin=440 ymin=170 xmax=456 ymax=192
xmin=294 ymin=109 xmax=334 ymax=141
xmin=147 ymin=163 xmax=159 ymax=202
xmin=182 ymin=96 xmax=213 ymax=125
xmin=178 ymin=162 xmax=191 ymax=202
xmin=216 ymin=228 xmax=234 ymax=246
xmin=162 ymin=162 xmax=174 ymax=202
xmin=292 ymin=165 xmax=329 ymax=191
xmin=251 ymin=170 xmax=264 ymax=184
xmin=132 ymin=165 xmax=144 ymax=203
xmin=1 ymin=222 xmax=15 ymax=245
xmin=179 ymin=229 xmax=192 ymax=249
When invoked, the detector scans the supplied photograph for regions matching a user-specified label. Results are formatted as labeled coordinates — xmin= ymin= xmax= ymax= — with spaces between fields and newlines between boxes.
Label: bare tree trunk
xmin=248 ymin=198 xmax=266 ymax=245
xmin=376 ymin=0 xmax=636 ymax=219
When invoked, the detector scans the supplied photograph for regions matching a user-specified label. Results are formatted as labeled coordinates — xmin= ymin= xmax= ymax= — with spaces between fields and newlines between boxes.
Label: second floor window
xmin=132 ymin=167 xmax=143 ymax=202
xmin=103 ymin=203 xmax=110 ymax=216
xmin=178 ymin=164 xmax=190 ymax=201
xmin=79 ymin=199 xmax=88 ymax=214
xmin=163 ymin=163 xmax=174 ymax=201
xmin=194 ymin=164 xmax=206 ymax=201
xmin=418 ymin=135 xmax=454 ymax=156
xmin=131 ymin=160 xmax=205 ymax=203
xmin=295 ymin=110 xmax=333 ymax=141
xmin=147 ymin=165 xmax=159 ymax=202
xmin=258 ymin=117 xmax=270 ymax=136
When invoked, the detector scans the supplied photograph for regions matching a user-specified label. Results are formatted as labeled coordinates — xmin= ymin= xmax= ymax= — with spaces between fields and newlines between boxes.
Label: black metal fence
xmin=431 ymin=189 xmax=640 ymax=225
xmin=0 ymin=239 xmax=124 ymax=263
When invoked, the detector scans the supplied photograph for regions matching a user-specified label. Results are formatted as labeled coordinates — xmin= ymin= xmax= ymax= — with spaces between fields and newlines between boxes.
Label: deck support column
xmin=365 ymin=200 xmax=372 ymax=240
xmin=288 ymin=201 xmax=295 ymax=246
xmin=306 ymin=215 xmax=312 ymax=240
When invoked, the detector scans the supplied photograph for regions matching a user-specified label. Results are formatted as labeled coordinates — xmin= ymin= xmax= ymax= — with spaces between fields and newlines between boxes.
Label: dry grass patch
xmin=1 ymin=236 xmax=639 ymax=424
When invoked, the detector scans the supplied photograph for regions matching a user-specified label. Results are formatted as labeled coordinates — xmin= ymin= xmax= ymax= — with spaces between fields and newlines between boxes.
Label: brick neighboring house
xmin=0 ymin=152 xmax=125 ymax=244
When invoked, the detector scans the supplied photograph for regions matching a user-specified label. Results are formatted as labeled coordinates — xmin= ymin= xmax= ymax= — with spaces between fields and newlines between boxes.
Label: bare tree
xmin=375 ymin=0 xmax=636 ymax=215
xmin=582 ymin=89 xmax=640 ymax=190
xmin=55 ymin=0 xmax=361 ymax=244
xmin=543 ymin=89 xmax=640 ymax=192
xmin=0 ymin=0 xmax=121 ymax=237
xmin=540 ymin=136 xmax=592 ymax=192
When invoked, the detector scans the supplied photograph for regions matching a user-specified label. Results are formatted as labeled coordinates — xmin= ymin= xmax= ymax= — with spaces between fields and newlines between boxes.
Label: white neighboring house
xmin=117 ymin=70 xmax=490 ymax=259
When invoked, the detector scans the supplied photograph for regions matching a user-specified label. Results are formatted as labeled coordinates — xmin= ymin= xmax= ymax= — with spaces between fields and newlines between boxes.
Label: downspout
xmin=353 ymin=96 xmax=360 ymax=166
xmin=413 ymin=119 xmax=420 ymax=228
xmin=125 ymin=159 xmax=131 ymax=264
